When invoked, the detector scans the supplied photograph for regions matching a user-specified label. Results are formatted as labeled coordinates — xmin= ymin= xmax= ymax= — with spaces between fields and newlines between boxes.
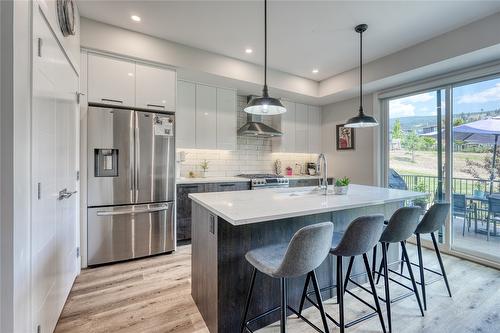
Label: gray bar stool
xmin=413 ymin=202 xmax=452 ymax=310
xmin=240 ymin=222 xmax=334 ymax=333
xmin=371 ymin=207 xmax=424 ymax=333
xmin=299 ymin=215 xmax=387 ymax=333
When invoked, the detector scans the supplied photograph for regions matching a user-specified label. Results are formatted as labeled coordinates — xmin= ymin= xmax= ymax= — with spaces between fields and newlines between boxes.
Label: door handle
xmin=146 ymin=103 xmax=165 ymax=109
xmin=101 ymin=98 xmax=123 ymax=104
xmin=58 ymin=188 xmax=78 ymax=200
xmin=96 ymin=205 xmax=169 ymax=216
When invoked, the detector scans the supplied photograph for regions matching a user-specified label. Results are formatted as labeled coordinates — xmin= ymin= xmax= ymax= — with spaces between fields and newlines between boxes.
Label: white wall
xmin=321 ymin=94 xmax=376 ymax=186
xmin=80 ymin=18 xmax=319 ymax=102
xmin=0 ymin=1 xmax=32 ymax=332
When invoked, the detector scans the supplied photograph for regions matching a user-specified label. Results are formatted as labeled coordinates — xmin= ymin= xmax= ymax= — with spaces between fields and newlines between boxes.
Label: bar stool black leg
xmin=337 ymin=256 xmax=345 ymax=333
xmin=415 ymin=233 xmax=427 ymax=311
xmin=362 ymin=253 xmax=387 ymax=333
xmin=376 ymin=243 xmax=389 ymax=285
xmin=240 ymin=268 xmax=257 ymax=333
xmin=280 ymin=277 xmax=287 ymax=333
xmin=401 ymin=241 xmax=424 ymax=316
xmin=298 ymin=272 xmax=311 ymax=315
xmin=372 ymin=245 xmax=377 ymax=277
xmin=400 ymin=241 xmax=406 ymax=275
xmin=431 ymin=232 xmax=452 ymax=298
xmin=381 ymin=242 xmax=392 ymax=333
xmin=311 ymin=270 xmax=330 ymax=333
xmin=344 ymin=256 xmax=355 ymax=292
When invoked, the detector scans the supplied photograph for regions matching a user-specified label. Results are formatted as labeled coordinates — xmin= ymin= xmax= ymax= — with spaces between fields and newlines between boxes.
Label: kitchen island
xmin=189 ymin=184 xmax=424 ymax=333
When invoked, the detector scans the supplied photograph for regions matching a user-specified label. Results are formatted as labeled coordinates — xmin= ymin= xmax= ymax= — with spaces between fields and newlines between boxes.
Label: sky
xmin=389 ymin=77 xmax=500 ymax=119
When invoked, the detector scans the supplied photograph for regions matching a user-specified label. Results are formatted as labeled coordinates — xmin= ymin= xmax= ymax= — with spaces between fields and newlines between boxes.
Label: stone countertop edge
xmin=189 ymin=184 xmax=426 ymax=226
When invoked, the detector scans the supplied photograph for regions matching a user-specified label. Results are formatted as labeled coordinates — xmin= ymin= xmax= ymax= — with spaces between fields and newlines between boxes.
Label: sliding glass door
xmin=383 ymin=72 xmax=500 ymax=265
xmin=387 ymin=89 xmax=447 ymax=242
xmin=451 ymin=76 xmax=500 ymax=262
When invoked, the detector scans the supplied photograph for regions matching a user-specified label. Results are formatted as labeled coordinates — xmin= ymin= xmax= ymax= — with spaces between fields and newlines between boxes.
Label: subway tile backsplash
xmin=177 ymin=95 xmax=318 ymax=178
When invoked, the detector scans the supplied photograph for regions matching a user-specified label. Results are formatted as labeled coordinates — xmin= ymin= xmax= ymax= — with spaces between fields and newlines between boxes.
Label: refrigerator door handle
xmin=96 ymin=205 xmax=169 ymax=216
xmin=129 ymin=112 xmax=135 ymax=198
xmin=134 ymin=112 xmax=140 ymax=201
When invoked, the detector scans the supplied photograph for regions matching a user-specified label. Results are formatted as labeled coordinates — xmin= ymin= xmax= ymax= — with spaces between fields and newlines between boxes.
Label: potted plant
xmin=473 ymin=182 xmax=485 ymax=198
xmin=413 ymin=182 xmax=429 ymax=211
xmin=334 ymin=177 xmax=350 ymax=195
xmin=199 ymin=160 xmax=209 ymax=178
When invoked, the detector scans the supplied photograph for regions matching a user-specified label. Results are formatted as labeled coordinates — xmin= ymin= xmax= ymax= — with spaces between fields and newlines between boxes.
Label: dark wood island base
xmin=191 ymin=201 xmax=402 ymax=332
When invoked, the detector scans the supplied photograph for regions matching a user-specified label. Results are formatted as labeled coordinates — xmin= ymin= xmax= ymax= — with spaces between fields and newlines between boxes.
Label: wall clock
xmin=57 ymin=0 xmax=76 ymax=36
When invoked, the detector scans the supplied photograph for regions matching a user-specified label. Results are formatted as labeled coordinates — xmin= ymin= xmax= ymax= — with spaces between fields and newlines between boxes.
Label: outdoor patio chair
xmin=486 ymin=194 xmax=500 ymax=241
xmin=452 ymin=194 xmax=475 ymax=236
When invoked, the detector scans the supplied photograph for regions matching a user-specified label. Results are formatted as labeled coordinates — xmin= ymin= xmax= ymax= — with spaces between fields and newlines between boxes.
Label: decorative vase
xmin=334 ymin=185 xmax=349 ymax=195
xmin=200 ymin=170 xmax=206 ymax=178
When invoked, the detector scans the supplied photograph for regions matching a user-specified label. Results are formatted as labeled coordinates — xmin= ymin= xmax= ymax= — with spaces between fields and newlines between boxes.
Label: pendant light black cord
xmin=359 ymin=28 xmax=363 ymax=113
xmin=263 ymin=0 xmax=268 ymax=96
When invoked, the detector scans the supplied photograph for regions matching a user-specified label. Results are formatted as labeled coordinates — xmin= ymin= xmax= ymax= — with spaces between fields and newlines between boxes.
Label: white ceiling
xmin=77 ymin=0 xmax=500 ymax=81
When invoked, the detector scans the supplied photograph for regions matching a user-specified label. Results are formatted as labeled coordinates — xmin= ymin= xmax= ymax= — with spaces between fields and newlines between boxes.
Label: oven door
xmin=87 ymin=202 xmax=175 ymax=266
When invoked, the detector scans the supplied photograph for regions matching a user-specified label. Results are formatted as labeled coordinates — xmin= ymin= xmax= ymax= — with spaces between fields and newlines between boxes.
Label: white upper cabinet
xmin=88 ymin=53 xmax=135 ymax=107
xmin=216 ymin=88 xmax=237 ymax=150
xmin=295 ymin=103 xmax=309 ymax=153
xmin=273 ymin=100 xmax=296 ymax=152
xmin=195 ymin=84 xmax=217 ymax=149
xmin=272 ymin=101 xmax=322 ymax=153
xmin=308 ymin=105 xmax=322 ymax=153
xmin=135 ymin=64 xmax=176 ymax=111
xmin=177 ymin=81 xmax=196 ymax=148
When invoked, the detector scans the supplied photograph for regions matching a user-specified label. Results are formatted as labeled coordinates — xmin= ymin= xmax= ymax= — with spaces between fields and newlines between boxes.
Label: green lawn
xmin=390 ymin=150 xmax=491 ymax=179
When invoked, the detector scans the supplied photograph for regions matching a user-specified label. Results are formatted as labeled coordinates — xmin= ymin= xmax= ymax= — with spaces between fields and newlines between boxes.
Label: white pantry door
xmin=31 ymin=8 xmax=79 ymax=333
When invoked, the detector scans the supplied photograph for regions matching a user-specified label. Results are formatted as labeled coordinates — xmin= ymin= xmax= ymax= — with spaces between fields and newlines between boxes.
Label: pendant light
xmin=244 ymin=0 xmax=286 ymax=115
xmin=345 ymin=24 xmax=378 ymax=128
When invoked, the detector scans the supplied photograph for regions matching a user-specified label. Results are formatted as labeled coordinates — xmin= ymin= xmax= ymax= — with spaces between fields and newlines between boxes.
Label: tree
xmin=392 ymin=119 xmax=403 ymax=139
xmin=453 ymin=118 xmax=465 ymax=126
xmin=402 ymin=130 xmax=424 ymax=162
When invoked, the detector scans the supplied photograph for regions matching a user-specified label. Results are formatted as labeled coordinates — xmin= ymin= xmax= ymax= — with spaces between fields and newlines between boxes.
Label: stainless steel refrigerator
xmin=87 ymin=106 xmax=175 ymax=266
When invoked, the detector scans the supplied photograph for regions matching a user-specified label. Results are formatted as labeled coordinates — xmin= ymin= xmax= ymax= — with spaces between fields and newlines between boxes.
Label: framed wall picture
xmin=336 ymin=124 xmax=355 ymax=150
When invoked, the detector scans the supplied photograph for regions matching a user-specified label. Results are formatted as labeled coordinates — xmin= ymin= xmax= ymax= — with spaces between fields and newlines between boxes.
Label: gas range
xmin=237 ymin=174 xmax=289 ymax=189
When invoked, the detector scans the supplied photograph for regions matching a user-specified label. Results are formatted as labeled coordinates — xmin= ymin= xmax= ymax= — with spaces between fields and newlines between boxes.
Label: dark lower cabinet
xmin=176 ymin=181 xmax=251 ymax=242
xmin=289 ymin=177 xmax=333 ymax=187
xmin=177 ymin=184 xmax=206 ymax=242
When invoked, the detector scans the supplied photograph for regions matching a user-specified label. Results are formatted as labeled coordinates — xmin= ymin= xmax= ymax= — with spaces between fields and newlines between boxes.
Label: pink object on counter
xmin=285 ymin=168 xmax=293 ymax=176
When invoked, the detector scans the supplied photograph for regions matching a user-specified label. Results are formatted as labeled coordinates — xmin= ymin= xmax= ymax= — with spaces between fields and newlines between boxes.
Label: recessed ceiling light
xmin=131 ymin=15 xmax=141 ymax=22
xmin=312 ymin=69 xmax=319 ymax=74
xmin=245 ymin=48 xmax=253 ymax=54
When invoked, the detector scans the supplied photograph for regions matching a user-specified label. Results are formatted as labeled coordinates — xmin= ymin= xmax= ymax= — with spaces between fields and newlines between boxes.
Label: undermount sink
xmin=277 ymin=187 xmax=335 ymax=197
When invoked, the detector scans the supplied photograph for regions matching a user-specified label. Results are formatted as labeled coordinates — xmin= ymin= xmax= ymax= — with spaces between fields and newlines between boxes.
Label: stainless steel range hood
xmin=237 ymin=96 xmax=283 ymax=137
xmin=237 ymin=113 xmax=283 ymax=137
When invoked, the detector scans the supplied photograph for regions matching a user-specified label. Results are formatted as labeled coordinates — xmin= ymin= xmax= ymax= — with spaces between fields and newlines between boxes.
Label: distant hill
xmin=390 ymin=108 xmax=500 ymax=131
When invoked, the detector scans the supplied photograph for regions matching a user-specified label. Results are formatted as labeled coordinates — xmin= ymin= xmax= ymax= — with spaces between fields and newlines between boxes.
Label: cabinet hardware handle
xmin=147 ymin=104 xmax=165 ymax=109
xmin=219 ymin=184 xmax=235 ymax=187
xmin=101 ymin=98 xmax=123 ymax=104
xmin=37 ymin=38 xmax=42 ymax=57
xmin=183 ymin=185 xmax=200 ymax=189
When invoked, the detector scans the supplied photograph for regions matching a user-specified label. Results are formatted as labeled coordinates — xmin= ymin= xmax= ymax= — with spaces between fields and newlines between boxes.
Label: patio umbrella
xmin=453 ymin=116 xmax=500 ymax=194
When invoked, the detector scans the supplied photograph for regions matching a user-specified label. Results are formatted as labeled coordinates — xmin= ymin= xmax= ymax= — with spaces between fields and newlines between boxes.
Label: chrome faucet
xmin=316 ymin=153 xmax=328 ymax=195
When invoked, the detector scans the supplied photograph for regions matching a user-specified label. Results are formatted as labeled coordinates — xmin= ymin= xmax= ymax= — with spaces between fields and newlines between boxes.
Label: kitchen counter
xmin=190 ymin=184 xmax=425 ymax=332
xmin=189 ymin=184 xmax=424 ymax=225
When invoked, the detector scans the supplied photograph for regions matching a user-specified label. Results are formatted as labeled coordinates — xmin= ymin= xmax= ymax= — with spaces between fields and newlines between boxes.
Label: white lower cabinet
xmin=177 ymin=81 xmax=237 ymax=150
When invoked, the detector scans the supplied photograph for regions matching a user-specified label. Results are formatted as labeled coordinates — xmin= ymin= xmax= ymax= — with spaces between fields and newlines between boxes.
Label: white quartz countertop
xmin=189 ymin=184 xmax=425 ymax=226
xmin=176 ymin=177 xmax=250 ymax=184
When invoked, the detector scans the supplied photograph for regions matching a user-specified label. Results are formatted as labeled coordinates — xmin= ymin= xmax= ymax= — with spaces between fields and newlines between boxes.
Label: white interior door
xmin=32 ymin=8 xmax=79 ymax=333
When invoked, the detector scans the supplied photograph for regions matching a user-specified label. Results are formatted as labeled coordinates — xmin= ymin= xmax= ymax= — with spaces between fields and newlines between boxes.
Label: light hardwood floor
xmin=56 ymin=244 xmax=500 ymax=333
